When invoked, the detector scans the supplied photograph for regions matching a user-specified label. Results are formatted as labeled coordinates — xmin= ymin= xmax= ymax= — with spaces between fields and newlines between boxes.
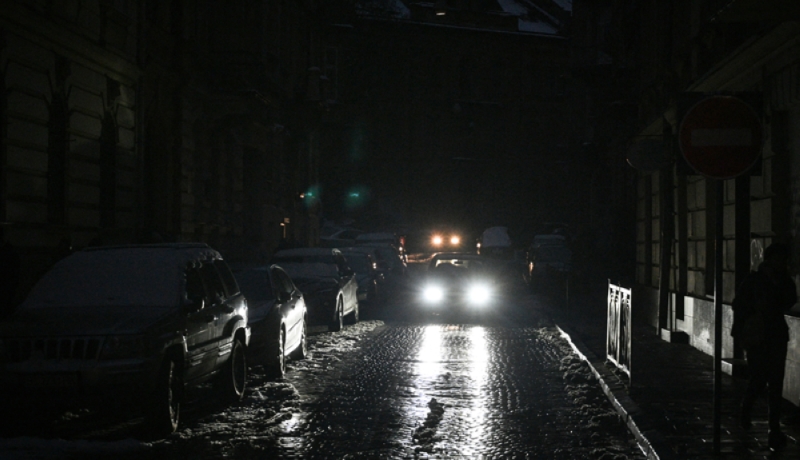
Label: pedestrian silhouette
xmin=0 ymin=225 xmax=21 ymax=319
xmin=731 ymin=242 xmax=797 ymax=451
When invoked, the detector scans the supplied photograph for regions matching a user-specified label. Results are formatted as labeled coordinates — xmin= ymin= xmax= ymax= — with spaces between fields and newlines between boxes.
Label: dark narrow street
xmin=3 ymin=2 xmax=800 ymax=458
xmin=0 ymin=262 xmax=644 ymax=459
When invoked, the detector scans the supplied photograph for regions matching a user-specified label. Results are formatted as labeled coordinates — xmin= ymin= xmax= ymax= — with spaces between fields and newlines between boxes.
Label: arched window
xmin=0 ymin=66 xmax=6 ymax=222
xmin=47 ymin=93 xmax=68 ymax=225
xmin=99 ymin=111 xmax=118 ymax=228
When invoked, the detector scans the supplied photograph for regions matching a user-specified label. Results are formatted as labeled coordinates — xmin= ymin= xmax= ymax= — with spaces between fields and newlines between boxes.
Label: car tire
xmin=146 ymin=357 xmax=181 ymax=436
xmin=266 ymin=328 xmax=286 ymax=379
xmin=329 ymin=298 xmax=343 ymax=332
xmin=290 ymin=318 xmax=307 ymax=360
xmin=346 ymin=300 xmax=359 ymax=325
xmin=218 ymin=336 xmax=247 ymax=400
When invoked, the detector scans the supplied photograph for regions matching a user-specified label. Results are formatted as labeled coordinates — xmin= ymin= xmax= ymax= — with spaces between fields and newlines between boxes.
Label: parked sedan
xmin=524 ymin=234 xmax=572 ymax=291
xmin=355 ymin=242 xmax=408 ymax=279
xmin=233 ymin=265 xmax=307 ymax=379
xmin=417 ymin=252 xmax=500 ymax=318
xmin=271 ymin=248 xmax=359 ymax=331
xmin=339 ymin=247 xmax=385 ymax=305
xmin=0 ymin=243 xmax=249 ymax=436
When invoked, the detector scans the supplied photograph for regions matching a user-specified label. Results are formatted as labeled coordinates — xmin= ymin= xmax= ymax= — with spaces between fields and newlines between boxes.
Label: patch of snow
xmin=551 ymin=0 xmax=573 ymax=13
xmin=279 ymin=262 xmax=339 ymax=280
xmin=22 ymin=249 xmax=184 ymax=308
xmin=518 ymin=18 xmax=558 ymax=34
xmin=357 ymin=0 xmax=411 ymax=19
xmin=496 ymin=0 xmax=528 ymax=16
xmin=480 ymin=226 xmax=511 ymax=247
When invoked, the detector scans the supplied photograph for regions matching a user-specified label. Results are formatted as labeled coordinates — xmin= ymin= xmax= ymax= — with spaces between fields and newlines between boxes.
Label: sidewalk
xmin=552 ymin=290 xmax=800 ymax=459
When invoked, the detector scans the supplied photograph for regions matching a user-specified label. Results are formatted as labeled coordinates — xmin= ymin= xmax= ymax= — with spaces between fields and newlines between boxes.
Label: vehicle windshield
xmin=23 ymin=249 xmax=181 ymax=308
xmin=373 ymin=247 xmax=401 ymax=266
xmin=234 ymin=269 xmax=275 ymax=302
xmin=432 ymin=258 xmax=486 ymax=271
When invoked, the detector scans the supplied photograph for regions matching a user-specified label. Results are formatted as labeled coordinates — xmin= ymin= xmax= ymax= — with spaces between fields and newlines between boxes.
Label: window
xmin=185 ymin=266 xmax=206 ymax=302
xmin=215 ymin=260 xmax=240 ymax=297
xmin=47 ymin=92 xmax=69 ymax=225
xmin=274 ymin=269 xmax=294 ymax=296
xmin=323 ymin=47 xmax=338 ymax=103
xmin=99 ymin=111 xmax=118 ymax=228
xmin=199 ymin=262 xmax=226 ymax=302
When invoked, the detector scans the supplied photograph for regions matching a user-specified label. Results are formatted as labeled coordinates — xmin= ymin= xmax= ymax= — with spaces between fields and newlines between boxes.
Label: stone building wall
xmin=628 ymin=1 xmax=800 ymax=403
xmin=0 ymin=0 xmax=327 ymax=303
xmin=0 ymin=1 xmax=140 ymax=300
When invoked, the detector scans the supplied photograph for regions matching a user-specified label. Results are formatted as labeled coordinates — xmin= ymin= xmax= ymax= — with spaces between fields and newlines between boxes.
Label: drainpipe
xmin=658 ymin=0 xmax=676 ymax=335
xmin=135 ymin=0 xmax=147 ymax=233
xmin=657 ymin=143 xmax=675 ymax=333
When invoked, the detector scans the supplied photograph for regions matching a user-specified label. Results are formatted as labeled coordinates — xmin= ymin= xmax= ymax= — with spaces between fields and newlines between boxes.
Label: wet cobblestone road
xmin=1 ymin=274 xmax=646 ymax=459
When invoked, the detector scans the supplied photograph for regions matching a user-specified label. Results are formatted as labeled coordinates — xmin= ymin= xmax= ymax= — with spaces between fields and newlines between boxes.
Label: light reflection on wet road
xmin=276 ymin=318 xmax=644 ymax=459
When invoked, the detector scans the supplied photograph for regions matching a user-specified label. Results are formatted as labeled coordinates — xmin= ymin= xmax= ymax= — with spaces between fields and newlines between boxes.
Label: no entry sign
xmin=679 ymin=96 xmax=763 ymax=179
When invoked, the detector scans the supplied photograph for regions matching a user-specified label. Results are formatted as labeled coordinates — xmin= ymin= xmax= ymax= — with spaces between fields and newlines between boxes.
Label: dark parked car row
xmin=0 ymin=239 xmax=406 ymax=437
xmin=0 ymin=244 xmax=250 ymax=436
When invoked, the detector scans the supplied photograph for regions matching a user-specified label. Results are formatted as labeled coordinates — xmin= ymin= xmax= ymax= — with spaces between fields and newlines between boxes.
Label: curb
xmin=555 ymin=323 xmax=676 ymax=460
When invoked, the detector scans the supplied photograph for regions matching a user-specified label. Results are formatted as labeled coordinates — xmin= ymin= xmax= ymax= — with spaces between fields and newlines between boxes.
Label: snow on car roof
xmin=355 ymin=232 xmax=395 ymax=241
xmin=21 ymin=246 xmax=217 ymax=308
xmin=481 ymin=227 xmax=511 ymax=247
xmin=279 ymin=262 xmax=339 ymax=280
xmin=273 ymin=248 xmax=339 ymax=257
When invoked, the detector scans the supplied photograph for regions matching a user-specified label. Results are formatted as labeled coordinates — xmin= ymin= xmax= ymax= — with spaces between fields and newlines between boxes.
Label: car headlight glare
xmin=467 ymin=284 xmax=492 ymax=304
xmin=450 ymin=235 xmax=460 ymax=245
xmin=422 ymin=285 xmax=444 ymax=303
xmin=432 ymin=235 xmax=443 ymax=246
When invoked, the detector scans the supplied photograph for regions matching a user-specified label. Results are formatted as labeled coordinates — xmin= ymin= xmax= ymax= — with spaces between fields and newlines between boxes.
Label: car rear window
xmin=23 ymin=249 xmax=182 ymax=308
xmin=235 ymin=269 xmax=275 ymax=302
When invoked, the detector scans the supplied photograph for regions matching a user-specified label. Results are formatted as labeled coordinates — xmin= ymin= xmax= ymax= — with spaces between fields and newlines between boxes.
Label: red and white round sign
xmin=679 ymin=96 xmax=763 ymax=179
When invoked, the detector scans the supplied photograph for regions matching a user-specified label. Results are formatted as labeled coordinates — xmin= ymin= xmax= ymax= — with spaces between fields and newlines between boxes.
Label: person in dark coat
xmin=732 ymin=242 xmax=797 ymax=451
xmin=0 ymin=225 xmax=21 ymax=319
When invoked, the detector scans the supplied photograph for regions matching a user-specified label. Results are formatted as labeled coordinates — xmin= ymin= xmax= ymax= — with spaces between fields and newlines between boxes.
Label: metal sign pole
xmin=677 ymin=94 xmax=763 ymax=457
xmin=713 ymin=179 xmax=724 ymax=455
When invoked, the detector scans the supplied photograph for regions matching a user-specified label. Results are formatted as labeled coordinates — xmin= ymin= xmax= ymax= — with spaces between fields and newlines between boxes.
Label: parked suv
xmin=0 ymin=243 xmax=250 ymax=436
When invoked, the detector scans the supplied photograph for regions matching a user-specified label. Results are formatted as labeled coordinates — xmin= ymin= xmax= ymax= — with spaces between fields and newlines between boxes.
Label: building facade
xmin=0 ymin=0 xmax=328 ymax=304
xmin=626 ymin=0 xmax=800 ymax=405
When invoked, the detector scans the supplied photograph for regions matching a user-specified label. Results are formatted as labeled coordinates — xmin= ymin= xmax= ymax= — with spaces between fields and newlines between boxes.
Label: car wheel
xmin=346 ymin=300 xmax=359 ymax=325
xmin=290 ymin=318 xmax=307 ymax=360
xmin=146 ymin=357 xmax=181 ymax=436
xmin=217 ymin=336 xmax=247 ymax=401
xmin=266 ymin=328 xmax=286 ymax=379
xmin=329 ymin=298 xmax=343 ymax=332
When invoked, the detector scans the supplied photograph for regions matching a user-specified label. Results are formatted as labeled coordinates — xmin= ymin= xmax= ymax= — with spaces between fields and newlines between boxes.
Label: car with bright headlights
xmin=270 ymin=248 xmax=359 ymax=331
xmin=233 ymin=264 xmax=307 ymax=379
xmin=417 ymin=252 xmax=499 ymax=318
xmin=429 ymin=232 xmax=464 ymax=251
xmin=0 ymin=243 xmax=250 ymax=437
